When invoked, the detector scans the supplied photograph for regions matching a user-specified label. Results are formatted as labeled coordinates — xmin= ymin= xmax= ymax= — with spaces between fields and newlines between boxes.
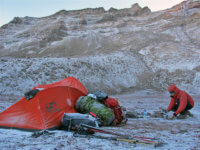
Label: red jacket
xmin=104 ymin=97 xmax=123 ymax=124
xmin=168 ymin=84 xmax=194 ymax=115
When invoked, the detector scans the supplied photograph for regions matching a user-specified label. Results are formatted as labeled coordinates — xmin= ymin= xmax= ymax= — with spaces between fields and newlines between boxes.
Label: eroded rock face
xmin=10 ymin=17 xmax=23 ymax=24
xmin=0 ymin=2 xmax=200 ymax=95
xmin=0 ymin=3 xmax=152 ymax=58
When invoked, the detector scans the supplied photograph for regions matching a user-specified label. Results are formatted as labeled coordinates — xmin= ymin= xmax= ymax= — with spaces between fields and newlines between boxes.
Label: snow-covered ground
xmin=0 ymin=91 xmax=199 ymax=150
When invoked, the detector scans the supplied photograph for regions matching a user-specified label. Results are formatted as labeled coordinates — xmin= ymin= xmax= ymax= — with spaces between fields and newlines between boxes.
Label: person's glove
xmin=173 ymin=113 xmax=177 ymax=117
xmin=169 ymin=113 xmax=177 ymax=120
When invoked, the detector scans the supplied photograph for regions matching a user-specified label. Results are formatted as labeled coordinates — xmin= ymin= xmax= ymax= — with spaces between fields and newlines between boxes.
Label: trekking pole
xmin=80 ymin=123 xmax=128 ymax=137
xmin=80 ymin=123 xmax=157 ymax=140
xmin=80 ymin=124 xmax=164 ymax=146
xmin=109 ymin=128 xmax=158 ymax=140
xmin=73 ymin=132 xmax=164 ymax=147
xmin=82 ymin=124 xmax=158 ymax=140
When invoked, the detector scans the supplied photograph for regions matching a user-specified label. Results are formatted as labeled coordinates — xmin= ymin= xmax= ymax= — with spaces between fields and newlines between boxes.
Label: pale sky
xmin=0 ymin=0 xmax=184 ymax=26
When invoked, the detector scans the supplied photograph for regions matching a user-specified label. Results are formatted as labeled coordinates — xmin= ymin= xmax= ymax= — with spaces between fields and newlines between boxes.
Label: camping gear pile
xmin=75 ymin=92 xmax=115 ymax=126
xmin=0 ymin=77 xmax=164 ymax=147
xmin=0 ymin=77 xmax=125 ymax=130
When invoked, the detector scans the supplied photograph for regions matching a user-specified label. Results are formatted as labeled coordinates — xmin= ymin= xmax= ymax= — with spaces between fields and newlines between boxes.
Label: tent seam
xmin=36 ymin=95 xmax=46 ymax=129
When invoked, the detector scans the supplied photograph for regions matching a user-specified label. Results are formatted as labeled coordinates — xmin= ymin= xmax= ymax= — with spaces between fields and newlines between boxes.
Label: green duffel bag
xmin=75 ymin=96 xmax=115 ymax=126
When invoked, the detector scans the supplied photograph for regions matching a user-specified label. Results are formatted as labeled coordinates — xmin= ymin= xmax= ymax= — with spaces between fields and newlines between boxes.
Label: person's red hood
xmin=168 ymin=84 xmax=180 ymax=96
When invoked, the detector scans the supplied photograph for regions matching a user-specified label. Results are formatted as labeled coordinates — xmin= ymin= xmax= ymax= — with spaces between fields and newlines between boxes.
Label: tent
xmin=33 ymin=76 xmax=87 ymax=95
xmin=0 ymin=77 xmax=87 ymax=131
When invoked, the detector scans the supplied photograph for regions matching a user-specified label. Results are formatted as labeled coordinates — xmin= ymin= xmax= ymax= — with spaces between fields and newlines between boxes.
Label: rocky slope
xmin=0 ymin=2 xmax=200 ymax=95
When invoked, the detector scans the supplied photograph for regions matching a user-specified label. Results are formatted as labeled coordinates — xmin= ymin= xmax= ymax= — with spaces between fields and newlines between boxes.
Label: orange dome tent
xmin=33 ymin=76 xmax=87 ymax=95
xmin=0 ymin=77 xmax=87 ymax=131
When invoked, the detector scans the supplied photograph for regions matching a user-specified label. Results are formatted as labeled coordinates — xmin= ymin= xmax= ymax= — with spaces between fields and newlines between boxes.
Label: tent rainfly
xmin=0 ymin=77 xmax=87 ymax=131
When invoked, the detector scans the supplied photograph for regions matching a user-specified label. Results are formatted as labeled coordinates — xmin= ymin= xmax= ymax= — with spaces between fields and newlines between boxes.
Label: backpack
xmin=75 ymin=96 xmax=115 ymax=126
xmin=61 ymin=113 xmax=99 ymax=131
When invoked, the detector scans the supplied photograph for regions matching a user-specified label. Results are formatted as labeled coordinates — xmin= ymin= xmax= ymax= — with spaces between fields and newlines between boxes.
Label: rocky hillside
xmin=0 ymin=2 xmax=200 ymax=95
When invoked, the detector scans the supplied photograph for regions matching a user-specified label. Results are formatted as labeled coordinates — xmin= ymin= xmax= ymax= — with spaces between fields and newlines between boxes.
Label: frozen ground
xmin=0 ymin=91 xmax=199 ymax=150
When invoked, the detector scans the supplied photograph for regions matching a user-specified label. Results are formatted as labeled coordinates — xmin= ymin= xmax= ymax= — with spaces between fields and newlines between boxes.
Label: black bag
xmin=93 ymin=91 xmax=108 ymax=102
xmin=61 ymin=113 xmax=98 ymax=131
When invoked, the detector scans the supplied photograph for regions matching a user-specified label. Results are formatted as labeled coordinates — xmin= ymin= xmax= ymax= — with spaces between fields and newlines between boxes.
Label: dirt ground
xmin=0 ymin=92 xmax=200 ymax=150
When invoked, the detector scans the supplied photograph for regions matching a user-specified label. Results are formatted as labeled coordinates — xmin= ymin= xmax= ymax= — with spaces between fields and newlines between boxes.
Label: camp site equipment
xmin=0 ymin=77 xmax=87 ymax=130
xmin=75 ymin=96 xmax=115 ymax=126
xmin=75 ymin=124 xmax=165 ymax=147
xmin=32 ymin=130 xmax=55 ymax=138
xmin=61 ymin=113 xmax=98 ymax=131
xmin=74 ymin=133 xmax=163 ymax=147
xmin=104 ymin=97 xmax=126 ymax=124
xmin=93 ymin=91 xmax=108 ymax=102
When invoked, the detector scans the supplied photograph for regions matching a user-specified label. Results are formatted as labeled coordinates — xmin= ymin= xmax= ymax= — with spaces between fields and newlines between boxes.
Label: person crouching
xmin=167 ymin=84 xmax=194 ymax=119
